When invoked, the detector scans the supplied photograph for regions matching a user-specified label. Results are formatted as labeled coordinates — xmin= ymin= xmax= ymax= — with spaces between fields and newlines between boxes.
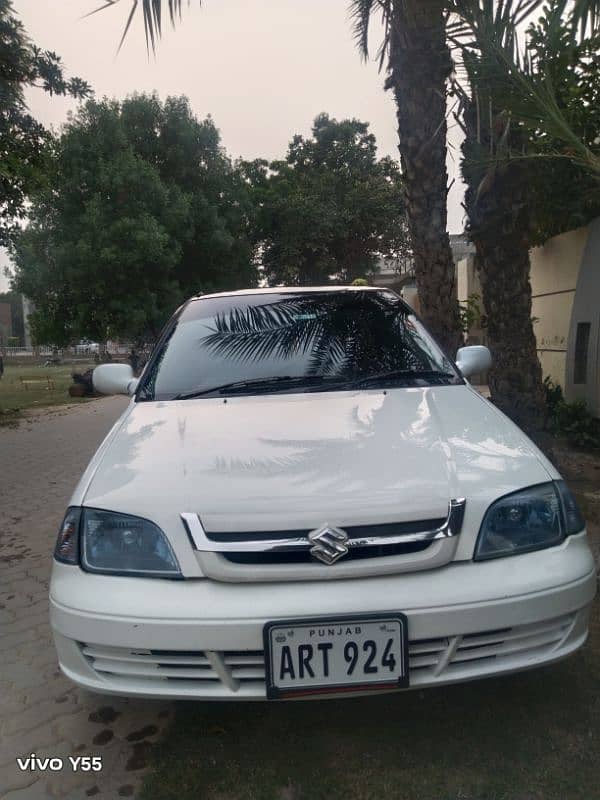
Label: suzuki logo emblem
xmin=308 ymin=525 xmax=349 ymax=565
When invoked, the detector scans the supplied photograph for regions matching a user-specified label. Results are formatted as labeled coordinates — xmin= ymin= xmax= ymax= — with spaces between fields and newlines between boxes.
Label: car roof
xmin=191 ymin=286 xmax=394 ymax=301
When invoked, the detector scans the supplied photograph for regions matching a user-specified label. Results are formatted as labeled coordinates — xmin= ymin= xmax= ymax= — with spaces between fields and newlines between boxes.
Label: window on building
xmin=574 ymin=322 xmax=591 ymax=384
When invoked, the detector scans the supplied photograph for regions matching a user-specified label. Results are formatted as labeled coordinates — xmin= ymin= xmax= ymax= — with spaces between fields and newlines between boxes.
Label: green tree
xmin=96 ymin=0 xmax=462 ymax=354
xmin=0 ymin=0 xmax=91 ymax=246
xmin=11 ymin=93 xmax=258 ymax=345
xmin=245 ymin=113 xmax=409 ymax=287
xmin=450 ymin=0 xmax=600 ymax=436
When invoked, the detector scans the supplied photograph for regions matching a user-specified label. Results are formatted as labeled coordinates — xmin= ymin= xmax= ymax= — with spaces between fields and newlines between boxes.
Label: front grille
xmin=79 ymin=644 xmax=265 ymax=690
xmin=183 ymin=501 xmax=465 ymax=578
xmin=208 ymin=519 xmax=442 ymax=564
xmin=408 ymin=612 xmax=576 ymax=680
xmin=79 ymin=612 xmax=576 ymax=695
xmin=224 ymin=540 xmax=432 ymax=564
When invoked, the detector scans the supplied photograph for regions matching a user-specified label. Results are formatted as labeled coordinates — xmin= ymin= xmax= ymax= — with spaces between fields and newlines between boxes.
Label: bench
xmin=19 ymin=376 xmax=56 ymax=391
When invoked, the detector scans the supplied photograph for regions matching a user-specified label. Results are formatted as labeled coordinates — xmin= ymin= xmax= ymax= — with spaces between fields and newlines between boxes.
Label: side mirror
xmin=93 ymin=364 xmax=139 ymax=396
xmin=455 ymin=345 xmax=492 ymax=379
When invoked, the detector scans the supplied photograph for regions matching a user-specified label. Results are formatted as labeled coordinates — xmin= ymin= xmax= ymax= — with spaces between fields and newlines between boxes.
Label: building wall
xmin=456 ymin=254 xmax=487 ymax=347
xmin=565 ymin=218 xmax=600 ymax=414
xmin=529 ymin=218 xmax=600 ymax=416
xmin=529 ymin=225 xmax=588 ymax=388
xmin=0 ymin=302 xmax=12 ymax=343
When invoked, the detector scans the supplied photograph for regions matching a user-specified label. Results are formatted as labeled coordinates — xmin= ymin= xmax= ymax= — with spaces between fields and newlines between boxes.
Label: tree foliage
xmin=11 ymin=93 xmax=257 ymax=345
xmin=245 ymin=113 xmax=409 ymax=287
xmin=451 ymin=1 xmax=600 ymax=245
xmin=447 ymin=0 xmax=600 ymax=436
xmin=0 ymin=0 xmax=91 ymax=246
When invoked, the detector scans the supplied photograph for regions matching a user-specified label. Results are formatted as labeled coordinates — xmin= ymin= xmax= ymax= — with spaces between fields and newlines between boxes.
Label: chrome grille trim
xmin=181 ymin=498 xmax=466 ymax=555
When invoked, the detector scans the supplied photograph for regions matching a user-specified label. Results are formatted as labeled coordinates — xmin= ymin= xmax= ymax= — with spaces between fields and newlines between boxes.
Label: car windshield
xmin=137 ymin=290 xmax=462 ymax=401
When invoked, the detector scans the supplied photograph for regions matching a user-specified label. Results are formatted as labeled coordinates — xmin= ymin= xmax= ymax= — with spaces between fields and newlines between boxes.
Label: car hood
xmin=80 ymin=386 xmax=554 ymax=534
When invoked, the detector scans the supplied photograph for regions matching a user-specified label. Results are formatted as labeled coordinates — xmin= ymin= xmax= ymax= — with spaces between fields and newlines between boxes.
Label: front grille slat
xmin=91 ymin=658 xmax=217 ymax=679
xmin=207 ymin=518 xmax=446 ymax=542
xmin=224 ymin=541 xmax=430 ymax=565
xmin=452 ymin=628 xmax=566 ymax=664
xmin=82 ymin=647 xmax=211 ymax=666
xmin=408 ymin=638 xmax=449 ymax=655
xmin=223 ymin=654 xmax=265 ymax=666
xmin=409 ymin=653 xmax=445 ymax=669
xmin=460 ymin=618 xmax=571 ymax=648
xmin=230 ymin=667 xmax=266 ymax=680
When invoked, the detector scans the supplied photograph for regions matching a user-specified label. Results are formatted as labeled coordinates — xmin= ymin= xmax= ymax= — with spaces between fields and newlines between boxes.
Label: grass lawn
xmin=0 ymin=362 xmax=96 ymax=422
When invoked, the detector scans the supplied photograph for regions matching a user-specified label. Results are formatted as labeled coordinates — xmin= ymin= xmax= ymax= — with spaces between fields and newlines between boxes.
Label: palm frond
xmin=91 ymin=0 xmax=196 ymax=51
xmin=571 ymin=0 xmax=600 ymax=34
xmin=82 ymin=0 xmax=119 ymax=19
xmin=348 ymin=0 xmax=392 ymax=71
xmin=117 ymin=0 xmax=139 ymax=53
xmin=349 ymin=0 xmax=377 ymax=59
xmin=199 ymin=293 xmax=433 ymax=379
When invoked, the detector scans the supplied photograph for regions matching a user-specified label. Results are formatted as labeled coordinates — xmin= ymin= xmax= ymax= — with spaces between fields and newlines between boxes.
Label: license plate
xmin=264 ymin=613 xmax=409 ymax=699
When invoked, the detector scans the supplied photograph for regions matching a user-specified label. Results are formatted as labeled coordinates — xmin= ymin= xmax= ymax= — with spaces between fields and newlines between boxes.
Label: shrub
xmin=543 ymin=376 xmax=564 ymax=414
xmin=543 ymin=377 xmax=600 ymax=450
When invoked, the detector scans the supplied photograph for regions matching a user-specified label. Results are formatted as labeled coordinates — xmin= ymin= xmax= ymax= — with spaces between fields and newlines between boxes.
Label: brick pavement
xmin=0 ymin=399 xmax=174 ymax=799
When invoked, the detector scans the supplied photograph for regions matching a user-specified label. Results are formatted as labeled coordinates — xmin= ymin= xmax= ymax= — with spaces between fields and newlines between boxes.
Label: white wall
xmin=529 ymin=219 xmax=600 ymax=416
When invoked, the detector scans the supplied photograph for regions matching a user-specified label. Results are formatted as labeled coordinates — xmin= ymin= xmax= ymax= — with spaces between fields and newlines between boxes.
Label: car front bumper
xmin=50 ymin=533 xmax=597 ymax=700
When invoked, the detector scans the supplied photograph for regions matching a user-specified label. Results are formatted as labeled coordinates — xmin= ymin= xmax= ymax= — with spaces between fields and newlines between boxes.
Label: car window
xmin=138 ymin=290 xmax=460 ymax=400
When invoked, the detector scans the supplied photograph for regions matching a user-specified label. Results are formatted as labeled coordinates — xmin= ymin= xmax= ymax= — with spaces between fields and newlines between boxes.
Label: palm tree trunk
xmin=386 ymin=0 xmax=461 ymax=356
xmin=475 ymin=236 xmax=548 ymax=436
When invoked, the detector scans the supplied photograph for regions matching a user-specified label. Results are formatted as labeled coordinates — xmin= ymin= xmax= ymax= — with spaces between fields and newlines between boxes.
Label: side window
xmin=573 ymin=322 xmax=591 ymax=384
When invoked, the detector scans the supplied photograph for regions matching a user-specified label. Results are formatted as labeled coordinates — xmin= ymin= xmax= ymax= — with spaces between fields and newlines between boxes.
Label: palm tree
xmin=449 ymin=0 xmax=600 ymax=437
xmin=350 ymin=0 xmax=461 ymax=356
xmin=92 ymin=0 xmax=462 ymax=356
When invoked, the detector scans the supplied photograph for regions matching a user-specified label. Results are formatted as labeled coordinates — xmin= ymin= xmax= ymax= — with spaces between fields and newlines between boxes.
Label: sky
xmin=1 ymin=0 xmax=467 ymax=292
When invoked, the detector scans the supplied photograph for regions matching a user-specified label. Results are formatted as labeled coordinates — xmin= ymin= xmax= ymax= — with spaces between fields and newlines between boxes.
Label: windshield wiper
xmin=347 ymin=369 xmax=458 ymax=388
xmin=173 ymin=375 xmax=337 ymax=399
xmin=173 ymin=370 xmax=458 ymax=400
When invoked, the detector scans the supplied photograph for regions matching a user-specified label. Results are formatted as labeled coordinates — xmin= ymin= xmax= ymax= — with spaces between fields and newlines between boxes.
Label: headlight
xmin=78 ymin=508 xmax=181 ymax=578
xmin=474 ymin=481 xmax=584 ymax=561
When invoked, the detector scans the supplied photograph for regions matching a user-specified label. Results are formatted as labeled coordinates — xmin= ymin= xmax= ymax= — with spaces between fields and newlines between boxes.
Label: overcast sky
xmin=1 ymin=0 xmax=466 ymax=292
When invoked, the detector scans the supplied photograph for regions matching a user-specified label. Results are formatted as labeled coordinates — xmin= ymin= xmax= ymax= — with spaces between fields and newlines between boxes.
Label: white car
xmin=50 ymin=287 xmax=597 ymax=700
xmin=74 ymin=340 xmax=100 ymax=355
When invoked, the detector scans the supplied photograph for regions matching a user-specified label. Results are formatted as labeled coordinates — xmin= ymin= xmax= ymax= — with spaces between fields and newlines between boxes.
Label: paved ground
xmin=0 ymin=398 xmax=174 ymax=800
